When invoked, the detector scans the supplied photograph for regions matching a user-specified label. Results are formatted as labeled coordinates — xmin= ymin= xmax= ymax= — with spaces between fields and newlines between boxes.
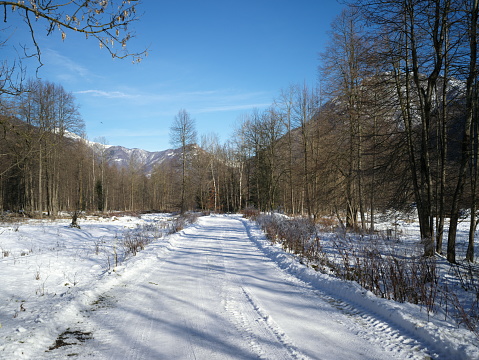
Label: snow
xmin=60 ymin=130 xmax=112 ymax=149
xmin=0 ymin=214 xmax=477 ymax=359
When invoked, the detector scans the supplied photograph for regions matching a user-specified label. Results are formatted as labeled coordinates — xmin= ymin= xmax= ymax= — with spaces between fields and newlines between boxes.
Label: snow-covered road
xmin=41 ymin=215 xmax=436 ymax=359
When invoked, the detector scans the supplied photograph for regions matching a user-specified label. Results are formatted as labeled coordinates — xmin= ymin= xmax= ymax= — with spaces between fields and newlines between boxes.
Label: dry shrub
xmin=166 ymin=212 xmax=200 ymax=234
xmin=315 ymin=216 xmax=338 ymax=231
xmin=256 ymin=214 xmax=316 ymax=256
xmin=254 ymin=213 xmax=478 ymax=336
xmin=241 ymin=207 xmax=260 ymax=220
xmin=108 ymin=211 xmax=141 ymax=218
xmin=122 ymin=231 xmax=148 ymax=256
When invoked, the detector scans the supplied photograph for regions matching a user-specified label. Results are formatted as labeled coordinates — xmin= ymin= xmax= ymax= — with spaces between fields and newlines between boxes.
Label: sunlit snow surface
xmin=0 ymin=214 xmax=477 ymax=359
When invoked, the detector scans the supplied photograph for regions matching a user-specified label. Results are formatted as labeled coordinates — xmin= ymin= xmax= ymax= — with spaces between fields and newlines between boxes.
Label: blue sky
xmin=6 ymin=1 xmax=345 ymax=152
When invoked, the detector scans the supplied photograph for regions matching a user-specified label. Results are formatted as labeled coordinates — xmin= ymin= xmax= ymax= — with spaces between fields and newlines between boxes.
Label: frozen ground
xmin=0 ymin=214 xmax=477 ymax=359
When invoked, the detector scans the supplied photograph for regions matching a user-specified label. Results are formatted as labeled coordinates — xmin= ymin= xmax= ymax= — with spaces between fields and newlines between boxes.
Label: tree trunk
xmin=447 ymin=0 xmax=477 ymax=263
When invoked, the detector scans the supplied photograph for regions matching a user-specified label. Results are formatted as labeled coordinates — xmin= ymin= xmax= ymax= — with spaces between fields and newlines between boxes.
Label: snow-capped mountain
xmin=102 ymin=145 xmax=180 ymax=175
xmin=62 ymin=131 xmax=182 ymax=175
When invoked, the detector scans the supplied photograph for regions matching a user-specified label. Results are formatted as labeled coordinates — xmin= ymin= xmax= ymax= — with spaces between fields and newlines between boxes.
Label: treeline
xmin=232 ymin=0 xmax=479 ymax=264
xmin=0 ymin=81 xmax=242 ymax=215
xmin=1 ymin=0 xmax=478 ymax=265
xmin=0 ymin=79 xmax=161 ymax=214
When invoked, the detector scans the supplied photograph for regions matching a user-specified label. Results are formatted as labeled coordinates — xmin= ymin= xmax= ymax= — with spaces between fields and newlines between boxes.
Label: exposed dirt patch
xmin=90 ymin=294 xmax=116 ymax=311
xmin=47 ymin=329 xmax=93 ymax=352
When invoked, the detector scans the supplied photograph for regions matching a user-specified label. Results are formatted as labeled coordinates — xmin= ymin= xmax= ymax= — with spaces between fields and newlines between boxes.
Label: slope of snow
xmin=0 ymin=214 xmax=477 ymax=359
xmin=60 ymin=130 xmax=113 ymax=149
xmin=0 ymin=214 xmax=174 ymax=358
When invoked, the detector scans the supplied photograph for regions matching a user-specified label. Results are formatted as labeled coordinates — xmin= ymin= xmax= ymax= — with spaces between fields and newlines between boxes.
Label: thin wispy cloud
xmin=43 ymin=49 xmax=92 ymax=79
xmin=196 ymin=103 xmax=271 ymax=113
xmin=76 ymin=88 xmax=271 ymax=109
xmin=76 ymin=89 xmax=140 ymax=99
xmin=76 ymin=88 xmax=220 ymax=102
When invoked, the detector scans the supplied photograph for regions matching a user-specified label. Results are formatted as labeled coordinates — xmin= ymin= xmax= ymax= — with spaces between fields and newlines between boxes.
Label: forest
xmin=1 ymin=0 xmax=479 ymax=265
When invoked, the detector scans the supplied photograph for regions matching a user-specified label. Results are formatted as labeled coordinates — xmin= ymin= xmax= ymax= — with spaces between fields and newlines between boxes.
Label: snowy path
xmin=45 ymin=215 xmax=434 ymax=359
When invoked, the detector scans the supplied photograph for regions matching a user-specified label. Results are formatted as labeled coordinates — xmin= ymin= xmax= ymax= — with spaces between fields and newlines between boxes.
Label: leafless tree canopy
xmin=0 ymin=0 xmax=146 ymax=94
xmin=170 ymin=109 xmax=197 ymax=213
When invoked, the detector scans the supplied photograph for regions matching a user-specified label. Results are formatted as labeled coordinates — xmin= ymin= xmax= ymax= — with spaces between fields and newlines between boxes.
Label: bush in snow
xmin=253 ymin=213 xmax=479 ymax=337
xmin=122 ymin=213 xmax=200 ymax=258
xmin=255 ymin=214 xmax=317 ymax=258
xmin=166 ymin=212 xmax=200 ymax=234
xmin=122 ymin=230 xmax=148 ymax=256
xmin=241 ymin=207 xmax=260 ymax=220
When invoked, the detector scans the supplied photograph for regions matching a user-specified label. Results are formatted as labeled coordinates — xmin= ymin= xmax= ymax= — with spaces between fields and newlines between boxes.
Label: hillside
xmin=103 ymin=145 xmax=178 ymax=175
xmin=64 ymin=132 xmax=192 ymax=175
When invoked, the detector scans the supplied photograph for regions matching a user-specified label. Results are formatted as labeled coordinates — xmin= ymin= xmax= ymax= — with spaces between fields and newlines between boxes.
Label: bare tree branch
xmin=0 ymin=0 xmax=147 ymax=94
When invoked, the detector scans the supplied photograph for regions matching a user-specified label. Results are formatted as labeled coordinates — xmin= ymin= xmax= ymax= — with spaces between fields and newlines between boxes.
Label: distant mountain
xmin=62 ymin=131 xmax=185 ymax=175
xmin=102 ymin=145 xmax=181 ymax=175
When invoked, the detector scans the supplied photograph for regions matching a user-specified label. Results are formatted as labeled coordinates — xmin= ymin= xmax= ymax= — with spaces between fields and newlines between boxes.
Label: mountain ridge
xmin=63 ymin=131 xmax=183 ymax=175
xmin=103 ymin=145 xmax=179 ymax=175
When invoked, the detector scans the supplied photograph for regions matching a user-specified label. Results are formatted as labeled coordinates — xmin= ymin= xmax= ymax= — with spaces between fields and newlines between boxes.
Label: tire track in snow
xmin=180 ymin=232 xmax=231 ymax=360
xmin=240 ymin=217 xmax=438 ymax=359
xmin=219 ymin=228 xmax=287 ymax=359
xmin=309 ymin=288 xmax=433 ymax=359
xmin=217 ymin=221 xmax=310 ymax=360
xmin=223 ymin=285 xmax=306 ymax=360
xmin=240 ymin=286 xmax=311 ymax=360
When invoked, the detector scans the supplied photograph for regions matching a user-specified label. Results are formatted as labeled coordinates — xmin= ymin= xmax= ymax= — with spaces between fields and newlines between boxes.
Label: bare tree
xmin=352 ymin=0 xmax=456 ymax=257
xmin=11 ymin=79 xmax=83 ymax=216
xmin=449 ymin=0 xmax=478 ymax=263
xmin=275 ymin=85 xmax=297 ymax=214
xmin=292 ymin=83 xmax=320 ymax=217
xmin=320 ymin=7 xmax=371 ymax=229
xmin=198 ymin=133 xmax=222 ymax=212
xmin=92 ymin=137 xmax=109 ymax=212
xmin=170 ymin=109 xmax=197 ymax=213
xmin=230 ymin=121 xmax=250 ymax=210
